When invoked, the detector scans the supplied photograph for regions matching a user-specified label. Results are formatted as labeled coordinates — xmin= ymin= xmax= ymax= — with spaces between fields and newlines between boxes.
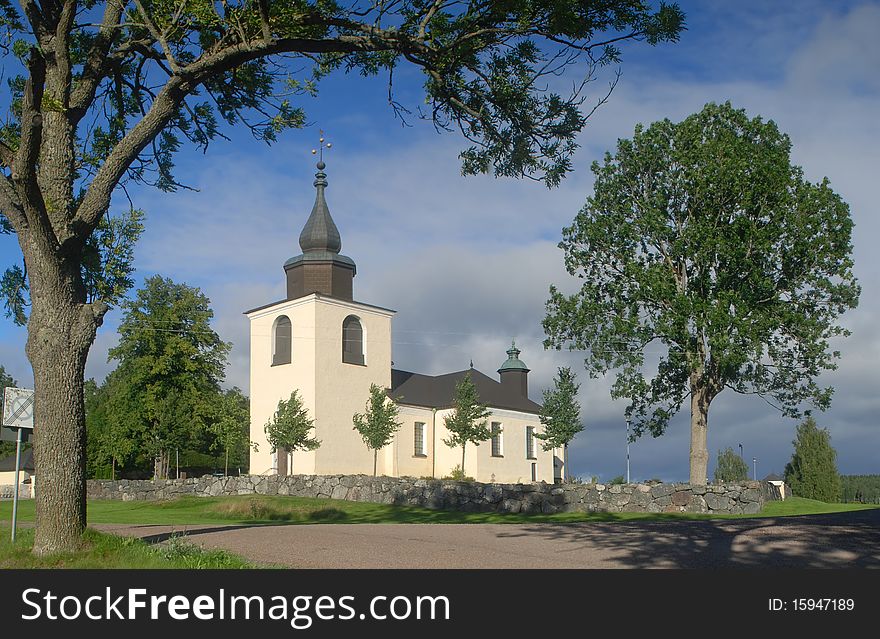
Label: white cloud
xmin=2 ymin=2 xmax=878 ymax=481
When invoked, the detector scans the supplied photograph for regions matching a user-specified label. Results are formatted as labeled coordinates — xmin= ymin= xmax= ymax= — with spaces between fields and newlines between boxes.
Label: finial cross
xmin=311 ymin=130 xmax=332 ymax=163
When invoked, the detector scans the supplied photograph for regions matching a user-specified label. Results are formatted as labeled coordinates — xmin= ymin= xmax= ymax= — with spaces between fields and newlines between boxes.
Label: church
xmin=246 ymin=159 xmax=562 ymax=484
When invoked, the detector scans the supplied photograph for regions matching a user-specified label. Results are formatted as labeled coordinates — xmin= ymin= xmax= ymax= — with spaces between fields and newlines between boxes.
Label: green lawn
xmin=1 ymin=494 xmax=875 ymax=527
xmin=0 ymin=527 xmax=253 ymax=568
xmin=759 ymin=496 xmax=877 ymax=517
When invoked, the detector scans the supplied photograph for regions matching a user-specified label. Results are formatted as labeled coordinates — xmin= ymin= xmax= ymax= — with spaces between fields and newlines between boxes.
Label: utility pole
xmin=626 ymin=418 xmax=631 ymax=484
xmin=753 ymin=457 xmax=757 ymax=481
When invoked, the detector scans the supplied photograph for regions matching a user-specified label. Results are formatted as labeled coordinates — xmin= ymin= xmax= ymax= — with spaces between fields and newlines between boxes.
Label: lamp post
xmin=738 ymin=443 xmax=743 ymax=460
xmin=753 ymin=457 xmax=757 ymax=481
xmin=625 ymin=418 xmax=631 ymax=484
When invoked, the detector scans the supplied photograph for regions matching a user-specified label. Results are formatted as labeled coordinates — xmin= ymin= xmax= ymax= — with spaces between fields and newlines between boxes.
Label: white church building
xmin=247 ymin=160 xmax=562 ymax=484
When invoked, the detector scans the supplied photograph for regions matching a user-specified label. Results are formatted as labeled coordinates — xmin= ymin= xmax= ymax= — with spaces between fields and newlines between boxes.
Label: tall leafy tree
xmin=443 ymin=373 xmax=491 ymax=475
xmin=108 ymin=276 xmax=230 ymax=480
xmin=209 ymin=387 xmax=251 ymax=477
xmin=535 ymin=366 xmax=582 ymax=481
xmin=713 ymin=447 xmax=748 ymax=483
xmin=544 ymin=102 xmax=860 ymax=485
xmin=0 ymin=0 xmax=684 ymax=552
xmin=353 ymin=383 xmax=402 ymax=476
xmin=785 ymin=416 xmax=841 ymax=502
xmin=264 ymin=389 xmax=320 ymax=475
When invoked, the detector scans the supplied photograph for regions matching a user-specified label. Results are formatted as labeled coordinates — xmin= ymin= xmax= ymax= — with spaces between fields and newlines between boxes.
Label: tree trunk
xmin=225 ymin=448 xmax=229 ymax=477
xmin=111 ymin=456 xmax=115 ymax=481
xmin=689 ymin=378 xmax=713 ymax=485
xmin=461 ymin=445 xmax=466 ymax=476
xmin=27 ymin=291 xmax=100 ymax=554
xmin=373 ymin=449 xmax=377 ymax=476
xmin=563 ymin=444 xmax=569 ymax=482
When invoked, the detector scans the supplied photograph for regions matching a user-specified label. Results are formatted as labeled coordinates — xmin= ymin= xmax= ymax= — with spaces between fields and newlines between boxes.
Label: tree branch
xmin=13 ymin=51 xmax=46 ymax=213
xmin=70 ymin=0 xmax=126 ymax=123
xmin=0 ymin=141 xmax=14 ymax=168
xmin=71 ymin=31 xmax=394 ymax=244
xmin=0 ymin=175 xmax=27 ymax=232
xmin=17 ymin=0 xmax=48 ymax=39
xmin=133 ymin=0 xmax=181 ymax=74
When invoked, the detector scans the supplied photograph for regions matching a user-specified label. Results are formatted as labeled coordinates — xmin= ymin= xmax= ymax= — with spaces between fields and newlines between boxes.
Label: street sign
xmin=2 ymin=387 xmax=34 ymax=429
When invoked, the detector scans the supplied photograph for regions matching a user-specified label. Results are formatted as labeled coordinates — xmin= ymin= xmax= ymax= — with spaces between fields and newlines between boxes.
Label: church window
xmin=414 ymin=422 xmax=426 ymax=456
xmin=491 ymin=422 xmax=503 ymax=457
xmin=526 ymin=426 xmax=536 ymax=459
xmin=272 ymin=316 xmax=292 ymax=365
xmin=342 ymin=315 xmax=365 ymax=365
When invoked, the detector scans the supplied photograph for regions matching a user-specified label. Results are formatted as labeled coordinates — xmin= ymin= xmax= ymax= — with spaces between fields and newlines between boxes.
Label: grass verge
xmin=0 ymin=527 xmax=254 ymax=568
xmin=2 ymin=494 xmax=876 ymax=527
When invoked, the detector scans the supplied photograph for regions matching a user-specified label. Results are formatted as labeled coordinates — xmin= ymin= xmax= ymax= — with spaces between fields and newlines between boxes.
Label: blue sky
xmin=2 ymin=0 xmax=879 ymax=481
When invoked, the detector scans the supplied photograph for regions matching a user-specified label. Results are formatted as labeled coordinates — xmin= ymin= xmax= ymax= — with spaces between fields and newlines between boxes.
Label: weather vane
xmin=311 ymin=130 xmax=332 ymax=164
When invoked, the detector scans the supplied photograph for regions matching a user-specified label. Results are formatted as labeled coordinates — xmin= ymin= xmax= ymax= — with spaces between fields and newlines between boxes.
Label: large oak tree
xmin=0 ymin=0 xmax=683 ymax=553
xmin=544 ymin=102 xmax=860 ymax=485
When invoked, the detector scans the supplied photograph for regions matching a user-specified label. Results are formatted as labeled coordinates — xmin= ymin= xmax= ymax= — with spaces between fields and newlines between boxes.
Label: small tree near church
xmin=264 ymin=390 xmax=320 ymax=475
xmin=353 ymin=384 xmax=402 ymax=476
xmin=535 ymin=367 xmax=583 ymax=481
xmin=443 ymin=374 xmax=491 ymax=477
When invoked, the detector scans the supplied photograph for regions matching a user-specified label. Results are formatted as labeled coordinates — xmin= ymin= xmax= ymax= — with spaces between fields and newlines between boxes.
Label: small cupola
xmin=498 ymin=340 xmax=530 ymax=398
xmin=284 ymin=152 xmax=357 ymax=301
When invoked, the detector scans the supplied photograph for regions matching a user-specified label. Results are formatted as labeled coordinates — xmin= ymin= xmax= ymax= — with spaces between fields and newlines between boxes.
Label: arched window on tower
xmin=342 ymin=315 xmax=365 ymax=365
xmin=272 ymin=315 xmax=292 ymax=366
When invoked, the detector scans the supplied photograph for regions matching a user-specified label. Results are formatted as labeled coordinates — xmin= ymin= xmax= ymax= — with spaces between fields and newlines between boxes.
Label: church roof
xmin=390 ymin=368 xmax=541 ymax=415
xmin=498 ymin=339 xmax=529 ymax=373
xmin=299 ymin=161 xmax=342 ymax=254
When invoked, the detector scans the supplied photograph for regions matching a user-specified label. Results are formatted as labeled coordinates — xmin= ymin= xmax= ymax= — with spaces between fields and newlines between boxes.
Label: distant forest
xmin=840 ymin=475 xmax=880 ymax=504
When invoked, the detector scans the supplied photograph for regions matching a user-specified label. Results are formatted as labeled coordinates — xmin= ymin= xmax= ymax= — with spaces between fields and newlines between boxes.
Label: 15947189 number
xmin=769 ymin=598 xmax=855 ymax=612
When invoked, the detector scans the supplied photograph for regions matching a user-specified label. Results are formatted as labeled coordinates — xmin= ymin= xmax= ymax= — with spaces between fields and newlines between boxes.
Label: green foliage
xmin=107 ymin=276 xmax=230 ymax=478
xmin=208 ymin=387 xmax=253 ymax=476
xmin=85 ymin=375 xmax=139 ymax=479
xmin=2 ymin=209 xmax=145 ymax=326
xmin=442 ymin=373 xmax=491 ymax=469
xmin=0 ymin=528 xmax=252 ymax=569
xmin=784 ymin=416 xmax=841 ymax=502
xmin=544 ymin=102 xmax=860 ymax=480
xmin=0 ymin=265 xmax=27 ymax=325
xmin=536 ymin=366 xmax=582 ymax=450
xmin=352 ymin=383 xmax=402 ymax=475
xmin=840 ymin=475 xmax=880 ymax=504
xmin=713 ymin=447 xmax=749 ymax=482
xmin=609 ymin=475 xmax=626 ymax=485
xmin=81 ymin=208 xmax=146 ymax=305
xmin=443 ymin=465 xmax=475 ymax=482
xmin=264 ymin=390 xmax=320 ymax=455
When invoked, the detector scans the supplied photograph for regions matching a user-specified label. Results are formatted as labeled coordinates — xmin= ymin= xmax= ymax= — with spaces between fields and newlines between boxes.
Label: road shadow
xmin=494 ymin=509 xmax=880 ymax=568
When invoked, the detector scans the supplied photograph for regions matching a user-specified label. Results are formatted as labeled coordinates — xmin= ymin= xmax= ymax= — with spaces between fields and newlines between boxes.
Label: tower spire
xmin=284 ymin=131 xmax=357 ymax=301
xmin=300 ymin=132 xmax=341 ymax=254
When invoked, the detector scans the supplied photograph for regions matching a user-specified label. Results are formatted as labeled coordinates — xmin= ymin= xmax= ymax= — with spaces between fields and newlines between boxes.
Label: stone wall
xmin=87 ymin=475 xmax=780 ymax=515
xmin=0 ymin=483 xmax=34 ymax=499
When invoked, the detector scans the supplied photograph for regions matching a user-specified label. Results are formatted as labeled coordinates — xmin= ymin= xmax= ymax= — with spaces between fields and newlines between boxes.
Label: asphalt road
xmin=97 ymin=508 xmax=880 ymax=568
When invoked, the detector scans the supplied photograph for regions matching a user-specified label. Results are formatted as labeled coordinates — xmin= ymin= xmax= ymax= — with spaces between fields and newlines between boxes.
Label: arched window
xmin=342 ymin=315 xmax=364 ymax=365
xmin=272 ymin=315 xmax=291 ymax=365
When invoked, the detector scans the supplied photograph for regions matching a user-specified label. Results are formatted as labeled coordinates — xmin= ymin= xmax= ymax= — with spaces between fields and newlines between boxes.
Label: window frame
xmin=526 ymin=426 xmax=536 ymax=460
xmin=342 ymin=315 xmax=366 ymax=366
xmin=413 ymin=422 xmax=426 ymax=457
xmin=490 ymin=422 xmax=504 ymax=457
xmin=271 ymin=315 xmax=292 ymax=366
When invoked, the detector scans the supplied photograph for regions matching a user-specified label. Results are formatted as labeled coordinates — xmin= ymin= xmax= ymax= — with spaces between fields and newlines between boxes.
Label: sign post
xmin=3 ymin=387 xmax=35 ymax=543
